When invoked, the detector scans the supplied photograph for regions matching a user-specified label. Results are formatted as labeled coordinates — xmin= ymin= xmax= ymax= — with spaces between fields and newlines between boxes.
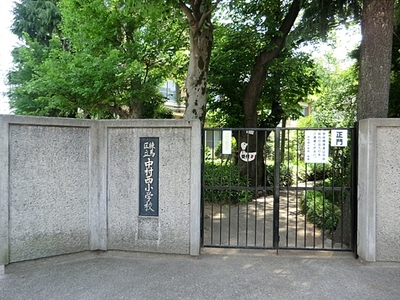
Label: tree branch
xmin=178 ymin=1 xmax=195 ymax=23
xmin=179 ymin=0 xmax=222 ymax=29
xmin=198 ymin=0 xmax=222 ymax=29
xmin=260 ymin=0 xmax=301 ymax=63
xmin=278 ymin=0 xmax=301 ymax=38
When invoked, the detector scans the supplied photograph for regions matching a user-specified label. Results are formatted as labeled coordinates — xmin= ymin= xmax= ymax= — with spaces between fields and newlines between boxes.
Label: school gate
xmin=202 ymin=127 xmax=357 ymax=252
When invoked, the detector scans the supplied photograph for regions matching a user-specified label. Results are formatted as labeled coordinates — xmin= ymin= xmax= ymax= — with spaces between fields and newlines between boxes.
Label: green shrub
xmin=296 ymin=161 xmax=332 ymax=181
xmin=204 ymin=146 xmax=212 ymax=161
xmin=203 ymin=161 xmax=253 ymax=204
xmin=266 ymin=163 xmax=294 ymax=186
xmin=315 ymin=178 xmax=348 ymax=206
xmin=213 ymin=141 xmax=223 ymax=159
xmin=300 ymin=190 xmax=341 ymax=231
xmin=214 ymin=138 xmax=237 ymax=159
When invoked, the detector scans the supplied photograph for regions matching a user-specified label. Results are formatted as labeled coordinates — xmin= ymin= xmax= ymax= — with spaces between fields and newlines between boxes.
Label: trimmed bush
xmin=296 ymin=161 xmax=332 ymax=182
xmin=300 ymin=189 xmax=341 ymax=231
xmin=203 ymin=161 xmax=253 ymax=204
xmin=266 ymin=163 xmax=294 ymax=186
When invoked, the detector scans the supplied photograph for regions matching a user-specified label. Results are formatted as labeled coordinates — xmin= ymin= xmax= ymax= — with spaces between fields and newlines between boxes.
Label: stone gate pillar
xmin=358 ymin=118 xmax=400 ymax=262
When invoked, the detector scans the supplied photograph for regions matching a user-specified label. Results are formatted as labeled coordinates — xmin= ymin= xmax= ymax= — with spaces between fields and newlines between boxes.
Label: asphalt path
xmin=1 ymin=249 xmax=399 ymax=300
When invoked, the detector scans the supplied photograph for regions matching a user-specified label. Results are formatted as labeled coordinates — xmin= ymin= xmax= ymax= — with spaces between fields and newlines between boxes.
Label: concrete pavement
xmin=1 ymin=249 xmax=399 ymax=300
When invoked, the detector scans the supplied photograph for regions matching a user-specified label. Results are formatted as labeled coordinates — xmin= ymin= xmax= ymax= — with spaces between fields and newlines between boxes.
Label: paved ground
xmin=1 ymin=249 xmax=399 ymax=300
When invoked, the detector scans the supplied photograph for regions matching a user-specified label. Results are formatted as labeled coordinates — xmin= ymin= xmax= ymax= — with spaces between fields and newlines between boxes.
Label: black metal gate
xmin=202 ymin=127 xmax=357 ymax=252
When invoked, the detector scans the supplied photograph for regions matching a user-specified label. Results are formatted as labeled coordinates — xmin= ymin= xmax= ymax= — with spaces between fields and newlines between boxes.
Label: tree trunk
xmin=333 ymin=0 xmax=394 ymax=249
xmin=238 ymin=130 xmax=269 ymax=188
xmin=180 ymin=1 xmax=214 ymax=125
xmin=184 ymin=25 xmax=213 ymax=124
xmin=357 ymin=0 xmax=394 ymax=120
xmin=238 ymin=98 xmax=284 ymax=188
xmin=239 ymin=0 xmax=301 ymax=186
xmin=242 ymin=0 xmax=301 ymax=129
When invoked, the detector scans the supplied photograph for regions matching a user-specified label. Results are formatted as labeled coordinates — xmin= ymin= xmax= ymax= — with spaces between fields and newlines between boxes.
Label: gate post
xmin=358 ymin=119 xmax=400 ymax=262
xmin=190 ymin=120 xmax=202 ymax=256
xmin=273 ymin=128 xmax=280 ymax=250
xmin=0 ymin=116 xmax=10 ymax=266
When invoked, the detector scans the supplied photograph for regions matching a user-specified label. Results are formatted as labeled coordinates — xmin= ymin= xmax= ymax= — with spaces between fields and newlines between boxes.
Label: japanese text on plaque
xmin=139 ymin=138 xmax=159 ymax=216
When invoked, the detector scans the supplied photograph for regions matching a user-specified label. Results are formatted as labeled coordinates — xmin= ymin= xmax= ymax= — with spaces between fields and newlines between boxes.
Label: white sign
xmin=305 ymin=130 xmax=329 ymax=163
xmin=331 ymin=130 xmax=348 ymax=147
xmin=222 ymin=130 xmax=232 ymax=155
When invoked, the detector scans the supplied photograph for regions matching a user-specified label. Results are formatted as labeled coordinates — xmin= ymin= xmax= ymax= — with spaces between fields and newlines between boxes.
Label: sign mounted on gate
xmin=304 ymin=130 xmax=329 ymax=163
xmin=331 ymin=129 xmax=348 ymax=147
xmin=222 ymin=130 xmax=232 ymax=155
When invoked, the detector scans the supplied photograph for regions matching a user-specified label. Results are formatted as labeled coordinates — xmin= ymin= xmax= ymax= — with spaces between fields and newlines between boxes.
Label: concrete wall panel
xmin=376 ymin=127 xmax=400 ymax=262
xmin=8 ymin=125 xmax=90 ymax=262
xmin=107 ymin=127 xmax=192 ymax=254
xmin=0 ymin=116 xmax=201 ymax=265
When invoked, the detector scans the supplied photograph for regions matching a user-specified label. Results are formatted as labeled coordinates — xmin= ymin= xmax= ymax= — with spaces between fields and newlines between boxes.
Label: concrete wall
xmin=358 ymin=119 xmax=400 ymax=262
xmin=0 ymin=115 xmax=201 ymax=265
xmin=3 ymin=115 xmax=400 ymax=265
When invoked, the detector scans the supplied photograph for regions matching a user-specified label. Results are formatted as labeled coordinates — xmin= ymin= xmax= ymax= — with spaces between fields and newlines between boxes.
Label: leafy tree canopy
xmin=389 ymin=14 xmax=400 ymax=117
xmin=7 ymin=0 xmax=398 ymax=123
xmin=11 ymin=0 xmax=62 ymax=45
xmin=206 ymin=1 xmax=319 ymax=128
xmin=8 ymin=0 xmax=188 ymax=119
xmin=311 ymin=53 xmax=358 ymax=127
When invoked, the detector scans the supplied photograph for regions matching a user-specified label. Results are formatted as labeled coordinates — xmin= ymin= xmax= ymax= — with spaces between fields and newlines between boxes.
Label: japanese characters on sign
xmin=139 ymin=137 xmax=159 ymax=216
xmin=305 ymin=130 xmax=329 ymax=163
xmin=331 ymin=130 xmax=348 ymax=147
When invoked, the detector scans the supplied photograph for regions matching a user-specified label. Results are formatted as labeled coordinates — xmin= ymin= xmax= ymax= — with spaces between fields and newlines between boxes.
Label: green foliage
xmin=214 ymin=138 xmax=237 ymax=159
xmin=265 ymin=163 xmax=294 ymax=187
xmin=204 ymin=146 xmax=212 ymax=161
xmin=11 ymin=0 xmax=62 ymax=45
xmin=7 ymin=36 xmax=76 ymax=117
xmin=211 ymin=137 xmax=294 ymax=187
xmin=8 ymin=0 xmax=186 ymax=119
xmin=207 ymin=14 xmax=319 ymax=127
xmin=296 ymin=161 xmax=331 ymax=182
xmin=297 ymin=115 xmax=319 ymax=128
xmin=311 ymin=55 xmax=358 ymax=127
xmin=203 ymin=160 xmax=253 ymax=204
xmin=300 ymin=189 xmax=341 ymax=231
xmin=297 ymin=0 xmax=361 ymax=41
xmin=300 ymin=174 xmax=350 ymax=232
xmin=205 ymin=139 xmax=253 ymax=204
xmin=389 ymin=21 xmax=400 ymax=117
